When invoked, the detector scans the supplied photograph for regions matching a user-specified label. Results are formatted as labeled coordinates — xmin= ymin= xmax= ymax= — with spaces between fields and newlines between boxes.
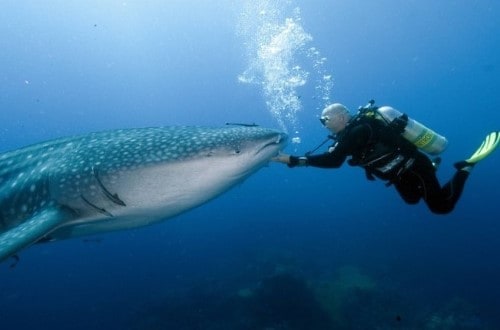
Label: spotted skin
xmin=0 ymin=126 xmax=287 ymax=261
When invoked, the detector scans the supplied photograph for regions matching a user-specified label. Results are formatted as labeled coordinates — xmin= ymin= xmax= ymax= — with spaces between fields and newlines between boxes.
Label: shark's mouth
xmin=255 ymin=133 xmax=288 ymax=156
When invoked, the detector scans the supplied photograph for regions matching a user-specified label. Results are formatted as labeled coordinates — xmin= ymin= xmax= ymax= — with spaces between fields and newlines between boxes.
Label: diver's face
xmin=320 ymin=113 xmax=348 ymax=134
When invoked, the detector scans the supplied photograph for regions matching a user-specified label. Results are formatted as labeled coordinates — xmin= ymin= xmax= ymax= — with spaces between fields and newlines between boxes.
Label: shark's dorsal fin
xmin=0 ymin=208 xmax=66 ymax=262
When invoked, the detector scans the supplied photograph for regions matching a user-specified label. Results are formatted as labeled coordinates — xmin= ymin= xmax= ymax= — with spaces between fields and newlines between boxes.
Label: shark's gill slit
xmin=92 ymin=167 xmax=126 ymax=206
xmin=80 ymin=195 xmax=113 ymax=217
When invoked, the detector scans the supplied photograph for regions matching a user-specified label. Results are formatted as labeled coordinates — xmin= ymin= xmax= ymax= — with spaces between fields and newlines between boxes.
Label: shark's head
xmin=73 ymin=125 xmax=288 ymax=221
xmin=197 ymin=125 xmax=288 ymax=179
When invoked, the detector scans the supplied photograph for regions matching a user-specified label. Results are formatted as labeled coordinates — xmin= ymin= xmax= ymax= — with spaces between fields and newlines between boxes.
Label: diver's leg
xmin=394 ymin=172 xmax=422 ymax=204
xmin=433 ymin=132 xmax=500 ymax=213
xmin=436 ymin=170 xmax=470 ymax=211
xmin=421 ymin=166 xmax=469 ymax=214
xmin=405 ymin=154 xmax=454 ymax=214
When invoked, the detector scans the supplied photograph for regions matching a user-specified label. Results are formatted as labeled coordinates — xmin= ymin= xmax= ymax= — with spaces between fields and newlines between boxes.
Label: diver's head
xmin=320 ymin=103 xmax=351 ymax=134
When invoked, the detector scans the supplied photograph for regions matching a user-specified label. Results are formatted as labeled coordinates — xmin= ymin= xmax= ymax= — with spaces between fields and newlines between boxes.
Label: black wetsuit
xmin=289 ymin=115 xmax=469 ymax=214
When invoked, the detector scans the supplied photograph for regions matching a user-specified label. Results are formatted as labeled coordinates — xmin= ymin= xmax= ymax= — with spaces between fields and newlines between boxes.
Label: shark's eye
xmin=235 ymin=149 xmax=241 ymax=154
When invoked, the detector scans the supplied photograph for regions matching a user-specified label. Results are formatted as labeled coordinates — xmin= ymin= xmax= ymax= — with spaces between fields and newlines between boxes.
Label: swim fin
xmin=454 ymin=131 xmax=500 ymax=170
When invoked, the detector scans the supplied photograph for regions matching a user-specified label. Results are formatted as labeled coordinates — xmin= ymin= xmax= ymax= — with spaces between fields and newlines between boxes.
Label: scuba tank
xmin=358 ymin=100 xmax=448 ymax=155
xmin=377 ymin=105 xmax=448 ymax=155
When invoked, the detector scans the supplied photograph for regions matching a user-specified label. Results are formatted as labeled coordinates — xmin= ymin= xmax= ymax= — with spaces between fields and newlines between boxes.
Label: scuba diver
xmin=274 ymin=100 xmax=499 ymax=214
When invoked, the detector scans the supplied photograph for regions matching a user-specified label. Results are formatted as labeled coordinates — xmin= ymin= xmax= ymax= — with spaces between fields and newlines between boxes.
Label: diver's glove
xmin=389 ymin=114 xmax=408 ymax=134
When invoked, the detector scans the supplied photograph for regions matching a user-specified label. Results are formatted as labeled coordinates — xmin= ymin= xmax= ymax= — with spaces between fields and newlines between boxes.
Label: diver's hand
xmin=272 ymin=152 xmax=291 ymax=164
xmin=272 ymin=153 xmax=306 ymax=168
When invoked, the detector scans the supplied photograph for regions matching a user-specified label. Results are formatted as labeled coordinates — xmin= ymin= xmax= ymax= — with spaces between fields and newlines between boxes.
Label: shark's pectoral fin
xmin=0 ymin=207 xmax=67 ymax=262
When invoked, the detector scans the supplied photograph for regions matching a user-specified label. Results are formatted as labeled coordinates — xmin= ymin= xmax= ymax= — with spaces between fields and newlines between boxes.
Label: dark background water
xmin=1 ymin=1 xmax=499 ymax=329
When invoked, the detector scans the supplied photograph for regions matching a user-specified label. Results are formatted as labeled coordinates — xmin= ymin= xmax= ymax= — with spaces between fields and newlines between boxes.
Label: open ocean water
xmin=1 ymin=1 xmax=499 ymax=329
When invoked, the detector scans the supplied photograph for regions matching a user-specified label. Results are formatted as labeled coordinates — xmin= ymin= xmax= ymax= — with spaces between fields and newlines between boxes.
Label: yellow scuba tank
xmin=377 ymin=106 xmax=448 ymax=155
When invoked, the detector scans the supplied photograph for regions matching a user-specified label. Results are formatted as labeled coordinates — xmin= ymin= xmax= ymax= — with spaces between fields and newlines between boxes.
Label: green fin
xmin=0 ymin=208 xmax=66 ymax=262
xmin=466 ymin=131 xmax=500 ymax=164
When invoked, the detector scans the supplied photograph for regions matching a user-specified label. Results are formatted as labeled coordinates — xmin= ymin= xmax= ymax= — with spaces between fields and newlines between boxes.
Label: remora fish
xmin=0 ymin=126 xmax=287 ymax=261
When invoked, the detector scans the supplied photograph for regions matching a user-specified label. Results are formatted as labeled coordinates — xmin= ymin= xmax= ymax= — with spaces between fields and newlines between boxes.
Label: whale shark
xmin=0 ymin=125 xmax=287 ymax=261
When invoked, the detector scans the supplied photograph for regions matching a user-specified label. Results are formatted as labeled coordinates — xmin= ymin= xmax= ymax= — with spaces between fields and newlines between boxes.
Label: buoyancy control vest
xmin=340 ymin=100 xmax=447 ymax=181
xmin=339 ymin=109 xmax=415 ymax=180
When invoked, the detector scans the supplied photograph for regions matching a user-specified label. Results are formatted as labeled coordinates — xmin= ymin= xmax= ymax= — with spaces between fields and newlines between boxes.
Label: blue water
xmin=1 ymin=1 xmax=499 ymax=329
